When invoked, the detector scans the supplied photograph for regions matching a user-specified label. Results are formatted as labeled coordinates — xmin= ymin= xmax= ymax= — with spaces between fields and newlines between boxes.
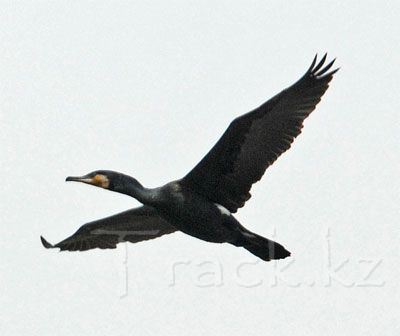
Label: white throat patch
xmin=215 ymin=203 xmax=231 ymax=216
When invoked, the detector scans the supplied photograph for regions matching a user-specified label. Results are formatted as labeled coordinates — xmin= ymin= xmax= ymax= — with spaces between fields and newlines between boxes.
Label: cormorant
xmin=41 ymin=54 xmax=338 ymax=261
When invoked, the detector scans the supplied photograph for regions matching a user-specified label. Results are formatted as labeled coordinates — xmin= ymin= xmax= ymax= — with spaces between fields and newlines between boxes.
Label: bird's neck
xmin=118 ymin=175 xmax=153 ymax=204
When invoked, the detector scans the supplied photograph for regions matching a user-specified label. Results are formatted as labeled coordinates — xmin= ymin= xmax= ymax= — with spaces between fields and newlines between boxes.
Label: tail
xmin=239 ymin=231 xmax=291 ymax=261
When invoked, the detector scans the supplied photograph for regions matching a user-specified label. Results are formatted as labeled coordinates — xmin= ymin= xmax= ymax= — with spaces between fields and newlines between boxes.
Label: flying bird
xmin=41 ymin=54 xmax=338 ymax=261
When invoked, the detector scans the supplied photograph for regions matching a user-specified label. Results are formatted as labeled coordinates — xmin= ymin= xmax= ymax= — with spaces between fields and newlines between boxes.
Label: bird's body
xmin=41 ymin=54 xmax=338 ymax=261
xmin=154 ymin=181 xmax=236 ymax=244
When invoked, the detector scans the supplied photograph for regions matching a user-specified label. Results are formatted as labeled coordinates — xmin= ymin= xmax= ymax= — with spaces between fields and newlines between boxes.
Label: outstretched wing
xmin=40 ymin=206 xmax=177 ymax=251
xmin=182 ymin=54 xmax=338 ymax=213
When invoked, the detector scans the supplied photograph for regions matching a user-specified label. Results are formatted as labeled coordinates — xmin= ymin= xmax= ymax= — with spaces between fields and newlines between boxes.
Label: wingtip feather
xmin=40 ymin=236 xmax=55 ymax=249
xmin=307 ymin=54 xmax=318 ymax=72
xmin=313 ymin=53 xmax=327 ymax=73
xmin=304 ymin=54 xmax=339 ymax=80
xmin=323 ymin=67 xmax=340 ymax=79
xmin=315 ymin=58 xmax=336 ymax=77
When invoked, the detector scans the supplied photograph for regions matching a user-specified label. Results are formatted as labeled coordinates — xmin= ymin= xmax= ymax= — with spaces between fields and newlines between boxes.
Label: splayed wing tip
xmin=312 ymin=53 xmax=327 ymax=73
xmin=306 ymin=54 xmax=339 ymax=79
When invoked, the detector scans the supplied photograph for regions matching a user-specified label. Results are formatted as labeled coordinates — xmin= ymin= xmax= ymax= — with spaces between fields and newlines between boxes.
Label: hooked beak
xmin=65 ymin=175 xmax=93 ymax=184
xmin=66 ymin=174 xmax=110 ymax=188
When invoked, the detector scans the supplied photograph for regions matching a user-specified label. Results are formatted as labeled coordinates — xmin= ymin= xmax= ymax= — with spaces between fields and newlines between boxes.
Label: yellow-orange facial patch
xmin=92 ymin=174 xmax=110 ymax=188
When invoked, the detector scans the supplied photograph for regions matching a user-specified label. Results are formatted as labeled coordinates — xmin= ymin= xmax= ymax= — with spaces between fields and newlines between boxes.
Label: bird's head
xmin=66 ymin=170 xmax=145 ymax=200
xmin=66 ymin=170 xmax=123 ymax=191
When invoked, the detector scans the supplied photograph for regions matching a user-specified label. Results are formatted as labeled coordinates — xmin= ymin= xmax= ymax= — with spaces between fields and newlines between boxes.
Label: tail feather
xmin=240 ymin=232 xmax=291 ymax=261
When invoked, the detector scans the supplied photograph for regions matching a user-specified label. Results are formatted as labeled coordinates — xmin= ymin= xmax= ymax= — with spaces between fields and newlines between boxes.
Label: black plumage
xmin=41 ymin=54 xmax=338 ymax=261
xmin=183 ymin=54 xmax=338 ymax=212
xmin=41 ymin=206 xmax=176 ymax=251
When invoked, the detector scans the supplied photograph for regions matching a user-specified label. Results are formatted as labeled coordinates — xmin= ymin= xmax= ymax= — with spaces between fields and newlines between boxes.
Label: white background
xmin=1 ymin=1 xmax=399 ymax=335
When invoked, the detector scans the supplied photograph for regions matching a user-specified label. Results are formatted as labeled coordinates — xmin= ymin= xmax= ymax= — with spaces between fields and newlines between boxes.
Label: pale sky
xmin=1 ymin=1 xmax=399 ymax=335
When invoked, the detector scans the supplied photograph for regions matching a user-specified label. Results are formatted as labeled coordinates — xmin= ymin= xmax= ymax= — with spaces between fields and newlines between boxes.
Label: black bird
xmin=41 ymin=54 xmax=338 ymax=261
